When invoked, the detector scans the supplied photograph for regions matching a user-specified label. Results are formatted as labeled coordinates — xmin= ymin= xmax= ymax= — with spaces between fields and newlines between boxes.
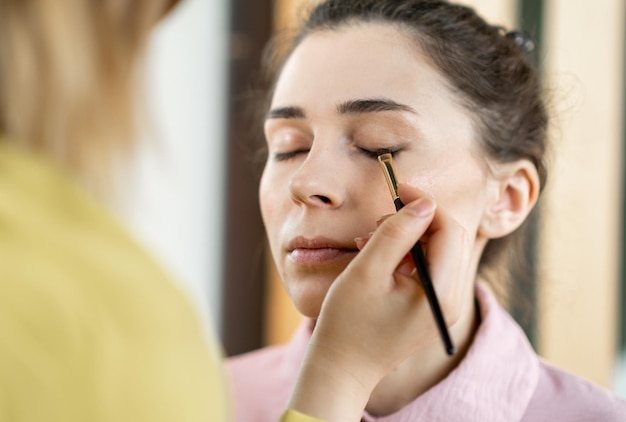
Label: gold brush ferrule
xmin=377 ymin=153 xmax=400 ymax=201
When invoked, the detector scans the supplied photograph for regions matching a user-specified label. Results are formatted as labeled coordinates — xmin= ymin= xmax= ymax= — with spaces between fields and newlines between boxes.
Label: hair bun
xmin=505 ymin=30 xmax=535 ymax=53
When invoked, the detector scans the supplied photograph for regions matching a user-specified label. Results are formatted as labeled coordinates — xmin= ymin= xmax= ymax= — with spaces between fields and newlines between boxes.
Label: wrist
xmin=287 ymin=340 xmax=380 ymax=422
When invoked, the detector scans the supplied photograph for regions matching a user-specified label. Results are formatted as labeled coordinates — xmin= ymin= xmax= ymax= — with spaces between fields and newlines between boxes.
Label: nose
xmin=288 ymin=149 xmax=346 ymax=208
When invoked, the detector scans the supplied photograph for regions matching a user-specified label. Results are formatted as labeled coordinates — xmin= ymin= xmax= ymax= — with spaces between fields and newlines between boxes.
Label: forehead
xmin=272 ymin=23 xmax=455 ymax=109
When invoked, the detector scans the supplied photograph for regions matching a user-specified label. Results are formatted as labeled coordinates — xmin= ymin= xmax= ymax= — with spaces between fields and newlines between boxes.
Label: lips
xmin=287 ymin=236 xmax=359 ymax=265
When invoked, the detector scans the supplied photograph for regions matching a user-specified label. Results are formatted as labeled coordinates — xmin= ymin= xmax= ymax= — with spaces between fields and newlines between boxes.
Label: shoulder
xmin=227 ymin=345 xmax=296 ymax=422
xmin=227 ymin=321 xmax=312 ymax=422
xmin=228 ymin=320 xmax=312 ymax=385
xmin=228 ymin=344 xmax=291 ymax=380
xmin=521 ymin=360 xmax=626 ymax=421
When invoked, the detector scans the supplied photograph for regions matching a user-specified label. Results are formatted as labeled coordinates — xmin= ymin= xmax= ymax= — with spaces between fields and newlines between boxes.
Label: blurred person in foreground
xmin=0 ymin=0 xmax=229 ymax=420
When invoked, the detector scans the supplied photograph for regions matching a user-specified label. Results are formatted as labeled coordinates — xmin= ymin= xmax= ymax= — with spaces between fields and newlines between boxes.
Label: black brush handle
xmin=394 ymin=197 xmax=456 ymax=356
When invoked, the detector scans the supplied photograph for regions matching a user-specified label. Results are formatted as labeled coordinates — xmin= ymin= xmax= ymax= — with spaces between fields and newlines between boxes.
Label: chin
xmin=295 ymin=301 xmax=323 ymax=319
xmin=287 ymin=278 xmax=333 ymax=319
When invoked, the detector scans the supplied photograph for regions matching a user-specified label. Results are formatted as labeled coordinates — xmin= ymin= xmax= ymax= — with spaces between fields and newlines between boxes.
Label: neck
xmin=365 ymin=288 xmax=479 ymax=417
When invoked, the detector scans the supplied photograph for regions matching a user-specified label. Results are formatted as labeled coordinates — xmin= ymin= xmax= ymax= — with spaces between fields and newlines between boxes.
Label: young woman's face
xmin=261 ymin=23 xmax=495 ymax=318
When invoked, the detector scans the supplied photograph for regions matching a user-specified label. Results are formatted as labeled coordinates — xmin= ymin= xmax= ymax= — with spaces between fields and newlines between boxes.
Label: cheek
xmin=259 ymin=172 xmax=279 ymax=229
xmin=259 ymin=172 xmax=286 ymax=270
xmin=405 ymin=162 xmax=489 ymax=230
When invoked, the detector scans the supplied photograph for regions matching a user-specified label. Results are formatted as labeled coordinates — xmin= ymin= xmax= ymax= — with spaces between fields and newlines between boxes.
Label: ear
xmin=479 ymin=159 xmax=540 ymax=239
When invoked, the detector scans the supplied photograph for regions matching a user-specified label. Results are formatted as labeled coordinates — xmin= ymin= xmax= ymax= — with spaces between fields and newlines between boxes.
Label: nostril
xmin=313 ymin=195 xmax=331 ymax=204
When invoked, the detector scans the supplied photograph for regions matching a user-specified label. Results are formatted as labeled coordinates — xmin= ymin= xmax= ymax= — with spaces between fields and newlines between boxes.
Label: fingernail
xmin=354 ymin=237 xmax=367 ymax=249
xmin=408 ymin=197 xmax=436 ymax=217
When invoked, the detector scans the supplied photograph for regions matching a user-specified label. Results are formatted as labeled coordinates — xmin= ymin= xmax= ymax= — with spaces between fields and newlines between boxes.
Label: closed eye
xmin=273 ymin=149 xmax=310 ymax=162
xmin=358 ymin=147 xmax=401 ymax=160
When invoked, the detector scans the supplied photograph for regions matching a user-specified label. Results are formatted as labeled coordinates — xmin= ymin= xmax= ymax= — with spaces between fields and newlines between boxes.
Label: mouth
xmin=287 ymin=236 xmax=359 ymax=266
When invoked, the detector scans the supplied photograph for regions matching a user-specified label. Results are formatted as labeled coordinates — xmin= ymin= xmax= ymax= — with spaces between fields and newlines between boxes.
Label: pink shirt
xmin=228 ymin=284 xmax=626 ymax=421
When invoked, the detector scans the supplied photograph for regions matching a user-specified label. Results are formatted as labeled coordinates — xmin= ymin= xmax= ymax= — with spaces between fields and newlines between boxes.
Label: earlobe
xmin=479 ymin=160 xmax=540 ymax=239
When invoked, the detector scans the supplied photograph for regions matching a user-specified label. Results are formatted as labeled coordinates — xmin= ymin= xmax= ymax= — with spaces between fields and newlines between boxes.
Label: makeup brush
xmin=378 ymin=153 xmax=456 ymax=356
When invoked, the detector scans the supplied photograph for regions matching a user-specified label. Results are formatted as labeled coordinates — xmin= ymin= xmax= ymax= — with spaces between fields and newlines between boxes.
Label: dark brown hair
xmin=262 ymin=0 xmax=548 ymax=285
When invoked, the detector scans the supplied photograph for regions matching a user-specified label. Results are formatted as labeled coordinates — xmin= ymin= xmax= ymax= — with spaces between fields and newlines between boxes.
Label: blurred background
xmin=118 ymin=0 xmax=626 ymax=397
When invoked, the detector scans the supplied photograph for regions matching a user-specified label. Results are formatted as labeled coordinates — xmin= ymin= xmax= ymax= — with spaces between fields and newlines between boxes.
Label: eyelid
xmin=265 ymin=124 xmax=312 ymax=158
xmin=265 ymin=119 xmax=312 ymax=139
xmin=264 ymin=125 xmax=313 ymax=151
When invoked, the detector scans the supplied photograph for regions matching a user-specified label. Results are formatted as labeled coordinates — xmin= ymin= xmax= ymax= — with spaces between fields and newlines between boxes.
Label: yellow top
xmin=280 ymin=410 xmax=325 ymax=421
xmin=0 ymin=141 xmax=228 ymax=421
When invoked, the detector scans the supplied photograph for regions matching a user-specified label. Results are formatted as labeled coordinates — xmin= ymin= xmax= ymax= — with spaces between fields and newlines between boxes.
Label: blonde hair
xmin=0 ymin=0 xmax=177 ymax=190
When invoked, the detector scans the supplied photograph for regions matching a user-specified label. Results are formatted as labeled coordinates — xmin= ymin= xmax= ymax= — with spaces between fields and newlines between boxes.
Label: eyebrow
xmin=265 ymin=98 xmax=417 ymax=120
xmin=266 ymin=106 xmax=306 ymax=120
xmin=337 ymin=98 xmax=417 ymax=115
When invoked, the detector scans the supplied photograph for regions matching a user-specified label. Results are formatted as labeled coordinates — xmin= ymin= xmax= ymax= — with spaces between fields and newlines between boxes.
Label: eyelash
xmin=357 ymin=147 xmax=400 ymax=160
xmin=273 ymin=149 xmax=309 ymax=162
xmin=272 ymin=147 xmax=401 ymax=162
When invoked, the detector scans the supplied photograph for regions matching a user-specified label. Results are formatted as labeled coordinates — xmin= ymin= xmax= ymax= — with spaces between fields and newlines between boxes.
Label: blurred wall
xmin=539 ymin=0 xmax=624 ymax=392
xmin=118 ymin=0 xmax=230 ymax=333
